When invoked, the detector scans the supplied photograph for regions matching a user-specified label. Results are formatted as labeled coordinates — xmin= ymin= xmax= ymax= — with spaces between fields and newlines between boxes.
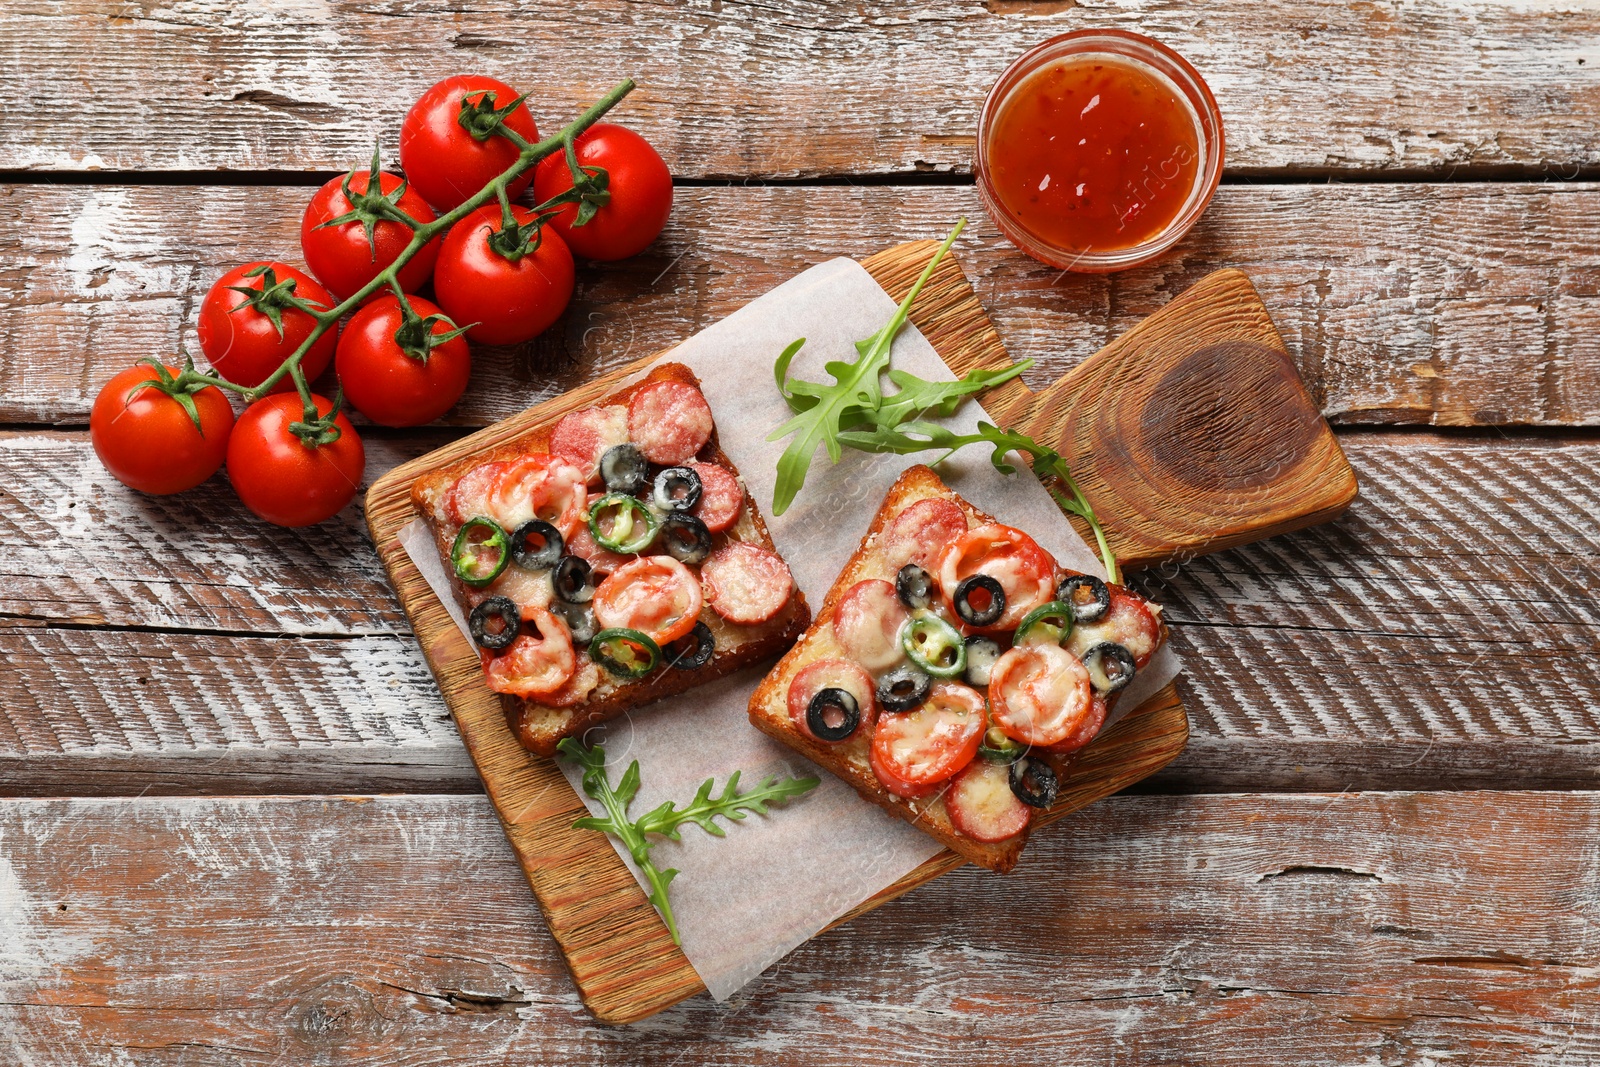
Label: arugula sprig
xmin=767 ymin=218 xmax=1120 ymax=582
xmin=557 ymin=737 xmax=819 ymax=945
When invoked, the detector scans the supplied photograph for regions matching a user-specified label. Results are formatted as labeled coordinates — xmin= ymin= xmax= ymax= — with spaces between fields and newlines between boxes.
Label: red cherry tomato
xmin=433 ymin=205 xmax=575 ymax=346
xmin=226 ymin=393 xmax=365 ymax=527
xmin=301 ymin=170 xmax=440 ymax=302
xmin=400 ymin=76 xmax=539 ymax=212
xmin=335 ymin=294 xmax=471 ymax=427
xmin=988 ymin=642 xmax=1093 ymax=747
xmin=90 ymin=364 xmax=235 ymax=495
xmin=196 ymin=262 xmax=338 ymax=392
xmin=486 ymin=454 xmax=589 ymax=540
xmin=592 ymin=555 xmax=704 ymax=647
xmin=938 ymin=524 xmax=1057 ymax=632
xmin=482 ymin=606 xmax=577 ymax=697
xmin=532 ymin=123 xmax=672 ymax=261
xmin=869 ymin=681 xmax=985 ymax=798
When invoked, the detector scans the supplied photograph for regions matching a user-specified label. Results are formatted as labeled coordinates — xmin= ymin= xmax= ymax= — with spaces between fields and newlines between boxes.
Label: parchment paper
xmin=399 ymin=256 xmax=1181 ymax=1004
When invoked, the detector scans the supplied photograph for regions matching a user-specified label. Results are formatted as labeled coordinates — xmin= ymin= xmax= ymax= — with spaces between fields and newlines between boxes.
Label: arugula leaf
xmin=868 ymin=362 xmax=1031 ymax=429
xmin=557 ymin=737 xmax=819 ymax=945
xmin=767 ymin=217 xmax=1121 ymax=582
xmin=767 ymin=218 xmax=968 ymax=515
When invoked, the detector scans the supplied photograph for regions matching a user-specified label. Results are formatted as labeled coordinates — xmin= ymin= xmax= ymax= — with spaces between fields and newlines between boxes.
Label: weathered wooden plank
xmin=4 ymin=182 xmax=1598 ymax=428
xmin=0 ymin=791 xmax=1594 ymax=1063
xmin=1 ymin=431 xmax=1596 ymax=793
xmin=4 ymin=0 xmax=1598 ymax=177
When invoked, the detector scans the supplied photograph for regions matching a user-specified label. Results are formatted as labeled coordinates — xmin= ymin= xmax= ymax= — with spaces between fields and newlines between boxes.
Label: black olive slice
xmin=509 ymin=519 xmax=564 ymax=571
xmin=552 ymin=599 xmax=598 ymax=646
xmin=660 ymin=512 xmax=713 ymax=565
xmin=468 ymin=596 xmax=520 ymax=650
xmin=876 ymin=664 xmax=932 ymax=713
xmin=953 ymin=574 xmax=1006 ymax=627
xmin=1009 ymin=755 xmax=1059 ymax=809
xmin=664 ymin=621 xmax=715 ymax=671
xmin=552 ymin=554 xmax=595 ymax=603
xmin=652 ymin=466 xmax=703 ymax=512
xmin=895 ymin=563 xmax=934 ymax=611
xmin=1082 ymin=641 xmax=1136 ymax=694
xmin=963 ymin=635 xmax=1003 ymax=687
xmin=806 ymin=687 xmax=861 ymax=742
xmin=599 ymin=443 xmax=649 ymax=494
xmin=1057 ymin=574 xmax=1111 ymax=623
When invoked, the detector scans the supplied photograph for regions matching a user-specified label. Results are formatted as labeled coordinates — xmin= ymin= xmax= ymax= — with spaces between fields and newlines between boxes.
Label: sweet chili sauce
xmin=984 ymin=56 xmax=1201 ymax=255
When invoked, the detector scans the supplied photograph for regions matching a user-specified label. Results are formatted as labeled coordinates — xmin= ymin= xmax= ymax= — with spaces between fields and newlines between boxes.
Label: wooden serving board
xmin=365 ymin=242 xmax=1357 ymax=1025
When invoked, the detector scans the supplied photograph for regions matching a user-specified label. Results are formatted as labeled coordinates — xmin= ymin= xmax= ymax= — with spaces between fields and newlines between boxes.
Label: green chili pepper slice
xmin=900 ymin=613 xmax=967 ymax=678
xmin=1013 ymin=600 xmax=1074 ymax=647
xmin=451 ymin=517 xmax=511 ymax=588
xmin=978 ymin=723 xmax=1026 ymax=763
xmin=589 ymin=627 xmax=662 ymax=678
xmin=588 ymin=492 xmax=659 ymax=554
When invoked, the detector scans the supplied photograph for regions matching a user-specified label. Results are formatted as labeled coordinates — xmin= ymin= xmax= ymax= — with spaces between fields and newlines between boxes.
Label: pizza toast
xmin=748 ymin=465 xmax=1166 ymax=872
xmin=414 ymin=362 xmax=810 ymax=756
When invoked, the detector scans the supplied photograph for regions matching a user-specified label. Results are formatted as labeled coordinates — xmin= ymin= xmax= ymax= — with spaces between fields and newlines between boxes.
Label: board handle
xmin=885 ymin=249 xmax=1358 ymax=574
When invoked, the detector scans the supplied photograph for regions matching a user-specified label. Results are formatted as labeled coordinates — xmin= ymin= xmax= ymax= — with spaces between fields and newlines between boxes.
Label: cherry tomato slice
xmin=592 ymin=555 xmax=704 ymax=646
xmin=482 ymin=605 xmax=576 ymax=697
xmin=988 ymin=642 xmax=1093 ymax=747
xmin=869 ymin=681 xmax=985 ymax=797
xmin=1044 ymin=693 xmax=1108 ymax=756
xmin=937 ymin=524 xmax=1057 ymax=631
xmin=487 ymin=455 xmax=588 ymax=540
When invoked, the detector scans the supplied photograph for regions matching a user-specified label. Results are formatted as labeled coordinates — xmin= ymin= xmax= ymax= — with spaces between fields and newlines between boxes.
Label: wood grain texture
xmin=361 ymin=241 xmax=1194 ymax=1021
xmin=2 ymin=429 xmax=1597 ymax=795
xmin=4 ymin=0 xmax=1598 ymax=177
xmin=1015 ymin=267 xmax=1358 ymax=568
xmin=6 ymin=182 xmax=1600 ymax=429
xmin=1 ymin=791 xmax=1595 ymax=1064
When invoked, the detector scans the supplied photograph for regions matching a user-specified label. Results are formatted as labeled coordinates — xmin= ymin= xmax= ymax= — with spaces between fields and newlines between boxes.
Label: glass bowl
xmin=974 ymin=29 xmax=1225 ymax=273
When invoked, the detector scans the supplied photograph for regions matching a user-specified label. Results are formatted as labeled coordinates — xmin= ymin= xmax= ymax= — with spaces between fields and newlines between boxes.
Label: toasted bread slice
xmin=748 ymin=465 xmax=1166 ymax=872
xmin=413 ymin=362 xmax=810 ymax=756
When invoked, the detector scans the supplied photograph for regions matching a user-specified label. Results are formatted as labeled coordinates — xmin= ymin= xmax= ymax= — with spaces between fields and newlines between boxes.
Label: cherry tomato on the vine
xmin=196 ymin=261 xmax=338 ymax=391
xmin=336 ymin=294 xmax=472 ymax=427
xmin=227 ymin=394 xmax=365 ymax=527
xmin=433 ymin=205 xmax=575 ymax=346
xmin=301 ymin=170 xmax=440 ymax=303
xmin=400 ymin=76 xmax=539 ymax=212
xmin=532 ymin=123 xmax=672 ymax=262
xmin=90 ymin=364 xmax=235 ymax=495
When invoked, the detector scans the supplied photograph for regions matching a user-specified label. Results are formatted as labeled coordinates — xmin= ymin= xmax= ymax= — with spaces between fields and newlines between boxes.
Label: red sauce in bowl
xmin=986 ymin=58 xmax=1200 ymax=253
xmin=975 ymin=31 xmax=1224 ymax=273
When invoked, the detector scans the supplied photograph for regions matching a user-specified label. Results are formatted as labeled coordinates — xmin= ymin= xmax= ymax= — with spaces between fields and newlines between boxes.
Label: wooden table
xmin=2 ymin=3 xmax=1597 ymax=1062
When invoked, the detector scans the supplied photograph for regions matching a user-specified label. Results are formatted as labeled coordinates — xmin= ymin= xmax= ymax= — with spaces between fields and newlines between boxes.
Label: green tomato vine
xmin=153 ymin=78 xmax=639 ymax=445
